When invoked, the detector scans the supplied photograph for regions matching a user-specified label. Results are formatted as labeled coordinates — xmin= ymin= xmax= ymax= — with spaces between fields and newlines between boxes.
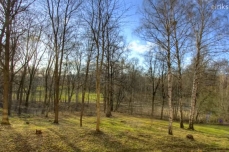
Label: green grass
xmin=12 ymin=90 xmax=102 ymax=103
xmin=59 ymin=92 xmax=103 ymax=103
xmin=0 ymin=112 xmax=228 ymax=152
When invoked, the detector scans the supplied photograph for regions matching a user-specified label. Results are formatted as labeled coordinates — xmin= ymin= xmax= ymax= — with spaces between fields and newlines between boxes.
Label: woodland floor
xmin=0 ymin=111 xmax=229 ymax=152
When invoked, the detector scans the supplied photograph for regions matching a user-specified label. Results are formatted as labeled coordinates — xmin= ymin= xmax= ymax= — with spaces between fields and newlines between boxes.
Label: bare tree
xmin=187 ymin=0 xmax=227 ymax=130
xmin=83 ymin=0 xmax=128 ymax=131
xmin=113 ymin=58 xmax=128 ymax=112
xmin=125 ymin=58 xmax=141 ymax=115
xmin=138 ymin=0 xmax=178 ymax=135
xmin=144 ymin=49 xmax=161 ymax=117
xmin=16 ymin=41 xmax=34 ymax=115
xmin=24 ymin=20 xmax=45 ymax=113
xmin=80 ymin=39 xmax=94 ymax=127
xmin=0 ymin=0 xmax=34 ymax=125
xmin=104 ymin=28 xmax=126 ymax=117
xmin=45 ymin=0 xmax=82 ymax=123
xmin=160 ymin=60 xmax=167 ymax=120
xmin=8 ymin=20 xmax=22 ymax=116
xmin=169 ymin=0 xmax=190 ymax=129
xmin=41 ymin=49 xmax=55 ymax=117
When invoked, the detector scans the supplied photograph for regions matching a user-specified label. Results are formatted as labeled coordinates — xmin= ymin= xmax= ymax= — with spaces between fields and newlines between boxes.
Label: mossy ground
xmin=0 ymin=112 xmax=228 ymax=152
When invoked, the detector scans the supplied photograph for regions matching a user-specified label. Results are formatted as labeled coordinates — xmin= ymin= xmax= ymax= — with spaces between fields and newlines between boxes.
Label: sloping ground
xmin=0 ymin=112 xmax=228 ymax=152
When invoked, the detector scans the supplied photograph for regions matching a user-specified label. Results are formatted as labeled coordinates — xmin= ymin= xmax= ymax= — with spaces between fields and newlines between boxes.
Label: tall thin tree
xmin=45 ymin=0 xmax=82 ymax=123
xmin=138 ymin=0 xmax=177 ymax=135
xmin=0 ymin=0 xmax=34 ymax=125
xmin=187 ymin=0 xmax=226 ymax=130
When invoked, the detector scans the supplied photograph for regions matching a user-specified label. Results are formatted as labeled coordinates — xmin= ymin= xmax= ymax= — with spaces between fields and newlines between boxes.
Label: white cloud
xmin=127 ymin=40 xmax=155 ymax=54
xmin=183 ymin=56 xmax=192 ymax=68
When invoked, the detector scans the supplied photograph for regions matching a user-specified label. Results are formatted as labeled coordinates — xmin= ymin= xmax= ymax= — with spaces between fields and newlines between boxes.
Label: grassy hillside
xmin=0 ymin=111 xmax=228 ymax=152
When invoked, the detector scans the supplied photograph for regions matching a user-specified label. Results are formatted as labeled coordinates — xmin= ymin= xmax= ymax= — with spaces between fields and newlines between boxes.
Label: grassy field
xmin=0 ymin=111 xmax=228 ymax=152
xmin=15 ymin=90 xmax=102 ymax=103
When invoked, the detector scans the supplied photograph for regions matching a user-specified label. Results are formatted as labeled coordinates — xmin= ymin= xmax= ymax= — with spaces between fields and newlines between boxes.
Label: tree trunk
xmin=1 ymin=5 xmax=10 ymax=125
xmin=151 ymin=92 xmax=155 ymax=118
xmin=80 ymin=86 xmax=86 ymax=127
xmin=8 ymin=49 xmax=16 ymax=116
xmin=160 ymin=96 xmax=165 ymax=120
xmin=179 ymin=97 xmax=184 ymax=128
xmin=95 ymin=43 xmax=105 ymax=131
xmin=128 ymin=91 xmax=133 ymax=115
xmin=42 ymin=54 xmax=54 ymax=115
xmin=42 ymin=74 xmax=48 ymax=114
xmin=167 ymin=67 xmax=173 ymax=135
xmin=18 ymin=81 xmax=24 ymax=115
xmin=189 ymin=41 xmax=201 ymax=130
xmin=174 ymin=23 xmax=184 ymax=128
xmin=54 ymin=60 xmax=59 ymax=124
xmin=178 ymin=69 xmax=184 ymax=128
xmin=2 ymin=62 xmax=10 ymax=125
xmin=189 ymin=71 xmax=198 ymax=130
xmin=80 ymin=50 xmax=91 ymax=127
xmin=25 ymin=73 xmax=33 ymax=113
xmin=106 ymin=67 xmax=112 ymax=117
xmin=160 ymin=62 xmax=166 ymax=120
xmin=8 ymin=76 xmax=13 ymax=116
xmin=167 ymin=30 xmax=173 ymax=135
xmin=96 ymin=58 xmax=101 ymax=132
xmin=104 ymin=87 xmax=107 ymax=113
xmin=106 ymin=93 xmax=112 ymax=117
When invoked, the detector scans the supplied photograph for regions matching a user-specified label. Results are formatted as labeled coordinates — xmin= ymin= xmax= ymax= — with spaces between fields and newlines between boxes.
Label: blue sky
xmin=121 ymin=0 xmax=153 ymax=63
xmin=122 ymin=0 xmax=142 ymax=42
xmin=123 ymin=0 xmax=229 ymax=67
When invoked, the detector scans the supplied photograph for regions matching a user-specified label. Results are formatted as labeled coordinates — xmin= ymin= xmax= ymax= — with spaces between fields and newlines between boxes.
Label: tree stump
xmin=36 ymin=129 xmax=42 ymax=135
xmin=186 ymin=134 xmax=194 ymax=140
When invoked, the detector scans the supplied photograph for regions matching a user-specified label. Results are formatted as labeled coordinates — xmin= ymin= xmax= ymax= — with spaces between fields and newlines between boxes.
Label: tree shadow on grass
xmin=86 ymin=130 xmax=154 ymax=152
xmin=1 ymin=127 xmax=34 ymax=152
xmin=89 ymin=130 xmax=129 ymax=151
xmin=166 ymin=135 xmax=229 ymax=151
xmin=13 ymin=132 xmax=34 ymax=152
xmin=122 ymin=131 xmax=225 ymax=152
xmin=81 ymin=128 xmax=224 ymax=152
xmin=47 ymin=128 xmax=82 ymax=152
